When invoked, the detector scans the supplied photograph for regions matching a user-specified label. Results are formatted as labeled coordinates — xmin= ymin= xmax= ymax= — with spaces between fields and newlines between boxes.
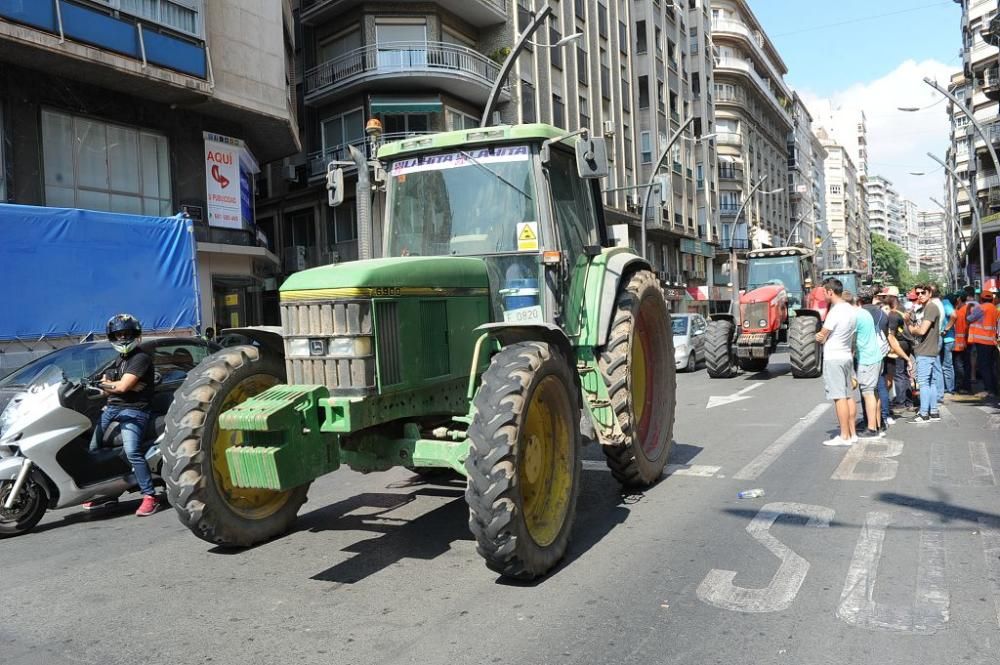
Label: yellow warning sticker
xmin=516 ymin=222 xmax=539 ymax=251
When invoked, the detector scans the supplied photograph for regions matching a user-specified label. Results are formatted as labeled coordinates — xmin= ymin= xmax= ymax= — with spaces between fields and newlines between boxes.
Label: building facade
xmin=0 ymin=0 xmax=299 ymax=331
xmin=787 ymin=93 xmax=827 ymax=268
xmin=949 ymin=0 xmax=1000 ymax=285
xmin=817 ymin=129 xmax=866 ymax=271
xmin=918 ymin=210 xmax=948 ymax=280
xmin=902 ymin=198 xmax=921 ymax=274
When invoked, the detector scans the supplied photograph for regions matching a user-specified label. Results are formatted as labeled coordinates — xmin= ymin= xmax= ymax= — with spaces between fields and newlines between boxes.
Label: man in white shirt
xmin=816 ymin=278 xmax=858 ymax=446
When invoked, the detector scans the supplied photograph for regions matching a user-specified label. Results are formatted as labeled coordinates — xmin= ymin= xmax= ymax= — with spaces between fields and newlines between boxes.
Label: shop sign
xmin=204 ymin=132 xmax=259 ymax=230
xmin=663 ymin=287 xmax=686 ymax=301
xmin=680 ymin=238 xmax=714 ymax=258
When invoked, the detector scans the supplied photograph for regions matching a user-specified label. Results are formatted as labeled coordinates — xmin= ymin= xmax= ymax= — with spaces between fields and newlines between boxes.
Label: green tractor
xmin=161 ymin=124 xmax=677 ymax=579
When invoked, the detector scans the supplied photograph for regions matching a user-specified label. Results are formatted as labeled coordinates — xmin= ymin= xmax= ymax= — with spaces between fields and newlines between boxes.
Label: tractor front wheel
xmin=789 ymin=316 xmax=823 ymax=378
xmin=465 ymin=341 xmax=581 ymax=580
xmin=705 ymin=320 xmax=739 ymax=378
xmin=598 ymin=270 xmax=676 ymax=487
xmin=162 ymin=345 xmax=310 ymax=548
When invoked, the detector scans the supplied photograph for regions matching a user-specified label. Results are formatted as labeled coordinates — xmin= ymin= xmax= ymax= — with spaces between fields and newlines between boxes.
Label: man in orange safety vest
xmin=968 ymin=289 xmax=998 ymax=396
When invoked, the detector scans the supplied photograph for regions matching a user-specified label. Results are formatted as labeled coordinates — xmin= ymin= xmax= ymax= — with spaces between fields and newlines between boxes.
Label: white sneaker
xmin=886 ymin=417 xmax=896 ymax=426
xmin=823 ymin=436 xmax=853 ymax=447
xmin=850 ymin=434 xmax=859 ymax=444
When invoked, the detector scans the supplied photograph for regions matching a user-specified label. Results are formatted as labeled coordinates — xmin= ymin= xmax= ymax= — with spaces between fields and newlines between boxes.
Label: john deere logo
xmin=309 ymin=339 xmax=325 ymax=356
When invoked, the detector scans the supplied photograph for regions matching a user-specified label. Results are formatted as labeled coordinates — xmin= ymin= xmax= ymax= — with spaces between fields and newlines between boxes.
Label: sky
xmin=749 ymin=0 xmax=965 ymax=211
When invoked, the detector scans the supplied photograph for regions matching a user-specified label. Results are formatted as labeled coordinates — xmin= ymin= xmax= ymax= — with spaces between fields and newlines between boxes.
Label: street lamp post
xmin=481 ymin=7 xmax=556 ymax=127
xmin=930 ymin=194 xmax=967 ymax=287
xmin=925 ymin=152 xmax=984 ymax=286
xmin=639 ymin=116 xmax=695 ymax=259
xmin=728 ymin=176 xmax=783 ymax=315
xmin=900 ymin=77 xmax=997 ymax=286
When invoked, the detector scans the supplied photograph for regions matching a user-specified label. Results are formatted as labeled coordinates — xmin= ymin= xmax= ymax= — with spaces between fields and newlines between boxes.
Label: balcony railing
xmin=305 ymin=41 xmax=502 ymax=100
xmin=718 ymin=237 xmax=750 ymax=250
xmin=307 ymin=132 xmax=434 ymax=178
xmin=301 ymin=0 xmax=506 ymax=27
xmin=711 ymin=19 xmax=792 ymax=99
xmin=718 ymin=166 xmax=744 ymax=181
xmin=715 ymin=57 xmax=791 ymax=120
xmin=716 ymin=131 xmax=742 ymax=146
xmin=719 ymin=203 xmax=742 ymax=216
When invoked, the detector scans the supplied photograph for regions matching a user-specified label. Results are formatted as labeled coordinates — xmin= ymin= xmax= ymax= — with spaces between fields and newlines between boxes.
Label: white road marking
xmin=831 ymin=439 xmax=904 ymax=482
xmin=837 ymin=511 xmax=950 ymax=634
xmin=969 ymin=441 xmax=997 ymax=486
xmin=929 ymin=441 xmax=996 ymax=486
xmin=938 ymin=404 xmax=960 ymax=426
xmin=696 ymin=502 xmax=834 ymax=613
xmin=976 ymin=405 xmax=1000 ymax=430
xmin=706 ymin=382 xmax=764 ymax=409
xmin=733 ymin=403 xmax=831 ymax=480
xmin=978 ymin=517 xmax=1000 ymax=629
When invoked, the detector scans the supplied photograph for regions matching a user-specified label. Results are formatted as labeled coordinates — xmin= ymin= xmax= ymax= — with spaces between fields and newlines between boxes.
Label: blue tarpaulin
xmin=0 ymin=204 xmax=200 ymax=340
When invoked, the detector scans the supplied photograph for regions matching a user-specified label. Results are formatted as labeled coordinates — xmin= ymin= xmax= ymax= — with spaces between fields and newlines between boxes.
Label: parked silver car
xmin=673 ymin=313 xmax=708 ymax=372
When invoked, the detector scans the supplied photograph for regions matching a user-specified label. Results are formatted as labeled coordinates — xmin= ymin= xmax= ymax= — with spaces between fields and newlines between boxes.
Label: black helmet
xmin=107 ymin=314 xmax=142 ymax=354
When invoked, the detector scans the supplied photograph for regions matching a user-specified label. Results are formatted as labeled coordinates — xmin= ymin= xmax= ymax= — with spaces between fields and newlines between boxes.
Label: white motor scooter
xmin=0 ymin=365 xmax=162 ymax=536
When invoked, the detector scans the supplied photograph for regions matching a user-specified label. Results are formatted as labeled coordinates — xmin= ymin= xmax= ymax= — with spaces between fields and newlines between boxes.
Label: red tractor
xmin=705 ymin=246 xmax=827 ymax=378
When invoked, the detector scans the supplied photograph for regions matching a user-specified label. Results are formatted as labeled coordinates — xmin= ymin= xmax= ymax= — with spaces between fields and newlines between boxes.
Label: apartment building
xmin=255 ymin=0 xmax=719 ymax=313
xmin=787 ymin=93 xmax=827 ymax=266
xmin=709 ymin=0 xmax=793 ymax=291
xmin=949 ymin=0 xmax=1000 ymax=284
xmin=0 ymin=0 xmax=299 ymax=330
xmin=918 ymin=210 xmax=948 ymax=279
xmin=817 ymin=129 xmax=865 ymax=271
xmin=866 ymin=175 xmax=906 ymax=247
xmin=902 ymin=198 xmax=921 ymax=274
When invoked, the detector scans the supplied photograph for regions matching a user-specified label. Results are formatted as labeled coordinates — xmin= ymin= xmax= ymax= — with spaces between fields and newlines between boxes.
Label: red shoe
xmin=82 ymin=497 xmax=119 ymax=511
xmin=135 ymin=495 xmax=160 ymax=517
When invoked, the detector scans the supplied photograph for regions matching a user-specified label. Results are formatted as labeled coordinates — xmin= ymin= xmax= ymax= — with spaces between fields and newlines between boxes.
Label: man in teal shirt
xmin=854 ymin=293 xmax=885 ymax=438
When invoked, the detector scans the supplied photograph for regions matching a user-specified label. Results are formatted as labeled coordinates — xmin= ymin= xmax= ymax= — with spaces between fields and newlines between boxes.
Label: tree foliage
xmin=871 ymin=234 xmax=911 ymax=288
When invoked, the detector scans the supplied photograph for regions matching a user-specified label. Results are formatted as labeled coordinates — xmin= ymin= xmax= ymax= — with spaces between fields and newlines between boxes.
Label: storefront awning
xmin=370 ymin=95 xmax=443 ymax=114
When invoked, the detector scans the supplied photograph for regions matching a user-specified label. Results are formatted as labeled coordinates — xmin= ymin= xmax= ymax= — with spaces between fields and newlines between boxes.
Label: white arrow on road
xmin=706 ymin=382 xmax=763 ymax=409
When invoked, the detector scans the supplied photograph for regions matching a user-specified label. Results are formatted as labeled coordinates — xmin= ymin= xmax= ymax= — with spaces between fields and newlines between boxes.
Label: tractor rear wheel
xmin=789 ymin=316 xmax=823 ymax=378
xmin=162 ymin=345 xmax=310 ymax=548
xmin=598 ymin=270 xmax=676 ymax=487
xmin=705 ymin=320 xmax=738 ymax=378
xmin=465 ymin=341 xmax=581 ymax=580
xmin=739 ymin=357 xmax=769 ymax=373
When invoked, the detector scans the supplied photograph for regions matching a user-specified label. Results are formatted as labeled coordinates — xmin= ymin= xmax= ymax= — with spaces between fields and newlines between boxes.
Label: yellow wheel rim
xmin=211 ymin=375 xmax=292 ymax=520
xmin=518 ymin=375 xmax=574 ymax=548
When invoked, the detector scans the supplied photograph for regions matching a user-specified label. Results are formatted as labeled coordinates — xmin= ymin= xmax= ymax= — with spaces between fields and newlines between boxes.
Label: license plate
xmin=503 ymin=305 xmax=544 ymax=324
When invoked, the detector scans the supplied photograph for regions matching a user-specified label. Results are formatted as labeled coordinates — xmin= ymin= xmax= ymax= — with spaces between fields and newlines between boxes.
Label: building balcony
xmin=981 ymin=66 xmax=1000 ymax=102
xmin=710 ymin=19 xmax=791 ymax=99
xmin=977 ymin=171 xmax=1000 ymax=191
xmin=719 ymin=203 xmax=741 ymax=217
xmin=304 ymin=41 xmax=506 ymax=107
xmin=715 ymin=57 xmax=792 ymax=125
xmin=306 ymin=132 xmax=432 ymax=179
xmin=718 ymin=237 xmax=750 ymax=251
xmin=718 ymin=165 xmax=744 ymax=181
xmin=716 ymin=131 xmax=743 ymax=147
xmin=0 ymin=0 xmax=208 ymax=87
xmin=300 ymin=0 xmax=507 ymax=28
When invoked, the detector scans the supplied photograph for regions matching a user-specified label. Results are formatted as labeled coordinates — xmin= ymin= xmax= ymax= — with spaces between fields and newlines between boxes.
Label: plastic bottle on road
xmin=737 ymin=488 xmax=765 ymax=499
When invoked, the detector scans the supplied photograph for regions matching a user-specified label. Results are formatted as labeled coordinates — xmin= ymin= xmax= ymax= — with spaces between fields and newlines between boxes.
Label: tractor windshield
xmin=385 ymin=145 xmax=540 ymax=257
xmin=747 ymin=256 xmax=804 ymax=307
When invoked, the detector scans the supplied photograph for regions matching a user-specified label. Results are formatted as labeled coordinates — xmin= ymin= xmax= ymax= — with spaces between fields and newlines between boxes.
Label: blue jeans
xmin=877 ymin=369 xmax=891 ymax=423
xmin=941 ymin=339 xmax=955 ymax=393
xmin=89 ymin=405 xmax=154 ymax=496
xmin=915 ymin=355 xmax=940 ymax=416
xmin=933 ymin=339 xmax=944 ymax=404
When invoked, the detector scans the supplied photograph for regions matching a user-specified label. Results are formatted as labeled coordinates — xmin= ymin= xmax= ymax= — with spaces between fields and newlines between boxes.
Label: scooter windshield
xmin=26 ymin=365 xmax=65 ymax=393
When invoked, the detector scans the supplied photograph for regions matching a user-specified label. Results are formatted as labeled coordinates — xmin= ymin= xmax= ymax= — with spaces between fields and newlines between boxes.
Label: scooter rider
xmin=85 ymin=314 xmax=159 ymax=516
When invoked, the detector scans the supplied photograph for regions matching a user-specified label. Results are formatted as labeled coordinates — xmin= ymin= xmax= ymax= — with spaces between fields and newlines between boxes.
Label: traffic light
xmin=326 ymin=164 xmax=344 ymax=207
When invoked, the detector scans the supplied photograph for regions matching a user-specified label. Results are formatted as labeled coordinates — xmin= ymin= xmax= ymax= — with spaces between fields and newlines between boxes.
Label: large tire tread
xmin=162 ymin=345 xmax=310 ymax=548
xmin=597 ymin=270 xmax=676 ymax=488
xmin=705 ymin=319 xmax=738 ymax=378
xmin=465 ymin=341 xmax=581 ymax=580
xmin=789 ymin=316 xmax=823 ymax=378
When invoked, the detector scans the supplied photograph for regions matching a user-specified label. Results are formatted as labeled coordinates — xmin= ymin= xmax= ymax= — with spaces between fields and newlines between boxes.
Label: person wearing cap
xmin=968 ymin=288 xmax=999 ymax=396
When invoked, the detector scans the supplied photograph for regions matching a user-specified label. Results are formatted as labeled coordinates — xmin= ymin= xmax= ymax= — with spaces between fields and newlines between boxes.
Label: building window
xmin=577 ymin=46 xmax=588 ymax=85
xmin=640 ymin=131 xmax=652 ymax=164
xmin=552 ymin=93 xmax=565 ymax=129
xmin=575 ymin=0 xmax=585 ymax=20
xmin=321 ymin=108 xmax=365 ymax=157
xmin=830 ymin=184 xmax=843 ymax=195
xmin=618 ymin=21 xmax=627 ymax=53
xmin=446 ymin=109 xmax=480 ymax=130
xmin=579 ymin=96 xmax=589 ymax=129
xmin=638 ymin=75 xmax=649 ymax=109
xmin=624 ymin=136 xmax=633 ymax=169
xmin=635 ymin=20 xmax=647 ymax=53
xmin=601 ymin=64 xmax=611 ymax=99
xmin=318 ymin=26 xmax=361 ymax=65
xmin=104 ymin=0 xmax=203 ymax=37
xmin=550 ymin=26 xmax=563 ymax=69
xmin=521 ymin=80 xmax=537 ymax=123
xmin=42 ymin=109 xmax=172 ymax=215
xmin=598 ymin=3 xmax=608 ymax=38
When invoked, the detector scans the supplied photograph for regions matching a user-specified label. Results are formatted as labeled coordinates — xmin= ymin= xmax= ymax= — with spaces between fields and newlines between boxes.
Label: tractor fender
xmin=220 ymin=326 xmax=285 ymax=359
xmin=791 ymin=308 xmax=823 ymax=320
xmin=709 ymin=313 xmax=735 ymax=324
xmin=472 ymin=322 xmax=575 ymax=361
xmin=590 ymin=252 xmax=652 ymax=348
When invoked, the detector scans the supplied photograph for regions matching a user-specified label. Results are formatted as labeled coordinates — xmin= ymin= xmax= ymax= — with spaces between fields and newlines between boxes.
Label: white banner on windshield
xmin=390 ymin=145 xmax=530 ymax=177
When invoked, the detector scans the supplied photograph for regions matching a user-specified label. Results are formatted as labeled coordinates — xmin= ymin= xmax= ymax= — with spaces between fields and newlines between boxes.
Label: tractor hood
xmin=280 ymin=256 xmax=490 ymax=298
xmin=740 ymin=284 xmax=785 ymax=304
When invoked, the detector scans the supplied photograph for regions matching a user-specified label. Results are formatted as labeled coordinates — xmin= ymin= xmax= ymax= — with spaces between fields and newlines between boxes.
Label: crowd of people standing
xmin=815 ymin=278 xmax=999 ymax=446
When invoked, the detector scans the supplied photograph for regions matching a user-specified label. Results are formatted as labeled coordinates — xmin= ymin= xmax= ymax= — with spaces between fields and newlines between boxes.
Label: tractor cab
xmin=746 ymin=247 xmax=812 ymax=310
xmin=820 ymin=268 xmax=863 ymax=296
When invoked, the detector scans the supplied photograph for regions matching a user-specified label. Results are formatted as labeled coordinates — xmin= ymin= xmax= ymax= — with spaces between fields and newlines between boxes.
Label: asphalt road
xmin=5 ymin=353 xmax=1000 ymax=665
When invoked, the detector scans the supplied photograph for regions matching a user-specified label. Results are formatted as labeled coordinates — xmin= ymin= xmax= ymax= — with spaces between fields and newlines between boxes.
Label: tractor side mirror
xmin=326 ymin=164 xmax=345 ymax=207
xmin=575 ymin=136 xmax=609 ymax=179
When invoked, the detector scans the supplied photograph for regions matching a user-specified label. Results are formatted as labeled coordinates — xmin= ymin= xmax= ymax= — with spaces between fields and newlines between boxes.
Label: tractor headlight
xmin=289 ymin=338 xmax=311 ymax=357
xmin=327 ymin=336 xmax=373 ymax=357
xmin=288 ymin=336 xmax=373 ymax=358
xmin=758 ymin=318 xmax=767 ymax=327
xmin=743 ymin=320 xmax=750 ymax=328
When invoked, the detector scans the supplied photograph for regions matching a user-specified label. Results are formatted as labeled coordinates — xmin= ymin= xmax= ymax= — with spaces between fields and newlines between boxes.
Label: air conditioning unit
xmin=318 ymin=250 xmax=340 ymax=266
xmin=283 ymin=245 xmax=307 ymax=272
xmin=282 ymin=164 xmax=298 ymax=182
xmin=602 ymin=120 xmax=616 ymax=137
